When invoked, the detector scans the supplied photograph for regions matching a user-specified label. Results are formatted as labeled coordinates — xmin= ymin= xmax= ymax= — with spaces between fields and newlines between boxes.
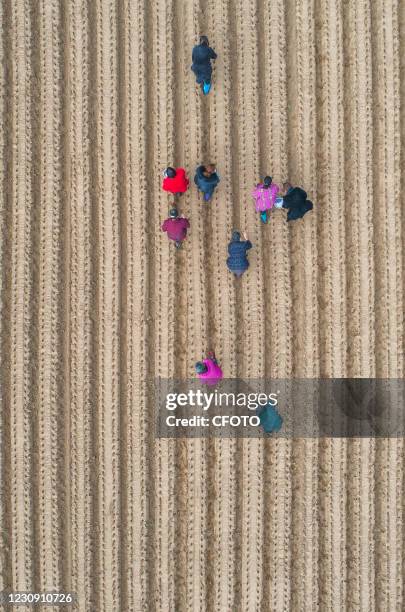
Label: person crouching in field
xmin=161 ymin=208 xmax=190 ymax=249
xmin=191 ymin=36 xmax=217 ymax=94
xmin=162 ymin=166 xmax=189 ymax=197
xmin=226 ymin=231 xmax=252 ymax=278
xmin=252 ymin=176 xmax=280 ymax=223
xmin=195 ymin=351 xmax=223 ymax=385
xmin=194 ymin=164 xmax=220 ymax=201
xmin=281 ymin=184 xmax=313 ymax=221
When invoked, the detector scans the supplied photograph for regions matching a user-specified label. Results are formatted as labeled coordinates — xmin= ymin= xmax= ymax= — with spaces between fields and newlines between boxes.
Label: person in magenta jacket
xmin=252 ymin=175 xmax=280 ymax=223
xmin=195 ymin=351 xmax=223 ymax=385
xmin=162 ymin=166 xmax=189 ymax=196
xmin=161 ymin=208 xmax=190 ymax=248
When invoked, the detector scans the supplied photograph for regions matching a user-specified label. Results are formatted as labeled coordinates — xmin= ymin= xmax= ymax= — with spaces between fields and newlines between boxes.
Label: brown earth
xmin=0 ymin=0 xmax=404 ymax=610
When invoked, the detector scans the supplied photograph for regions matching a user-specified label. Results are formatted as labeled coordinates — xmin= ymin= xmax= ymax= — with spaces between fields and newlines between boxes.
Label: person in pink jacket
xmin=195 ymin=351 xmax=223 ymax=386
xmin=252 ymin=175 xmax=280 ymax=223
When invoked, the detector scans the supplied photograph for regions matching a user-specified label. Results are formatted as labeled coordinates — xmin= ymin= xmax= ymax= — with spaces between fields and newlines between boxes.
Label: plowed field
xmin=1 ymin=0 xmax=404 ymax=610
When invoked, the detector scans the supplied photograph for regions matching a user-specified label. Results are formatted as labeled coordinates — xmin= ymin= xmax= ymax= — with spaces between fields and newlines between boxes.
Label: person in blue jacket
xmin=257 ymin=403 xmax=283 ymax=434
xmin=191 ymin=36 xmax=217 ymax=94
xmin=226 ymin=231 xmax=252 ymax=278
xmin=194 ymin=164 xmax=220 ymax=201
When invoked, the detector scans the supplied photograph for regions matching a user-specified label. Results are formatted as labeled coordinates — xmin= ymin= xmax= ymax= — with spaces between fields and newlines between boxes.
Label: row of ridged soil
xmin=0 ymin=0 xmax=404 ymax=611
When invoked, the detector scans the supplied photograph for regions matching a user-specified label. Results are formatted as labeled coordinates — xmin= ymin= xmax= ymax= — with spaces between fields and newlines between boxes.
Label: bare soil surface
xmin=0 ymin=0 xmax=404 ymax=610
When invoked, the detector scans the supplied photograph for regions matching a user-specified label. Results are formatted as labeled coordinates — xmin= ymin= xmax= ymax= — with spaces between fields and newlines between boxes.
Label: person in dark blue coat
xmin=191 ymin=36 xmax=217 ymax=94
xmin=226 ymin=231 xmax=252 ymax=278
xmin=194 ymin=164 xmax=220 ymax=201
xmin=282 ymin=186 xmax=313 ymax=221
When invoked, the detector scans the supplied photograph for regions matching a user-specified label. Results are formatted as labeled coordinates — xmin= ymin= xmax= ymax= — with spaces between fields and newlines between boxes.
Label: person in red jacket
xmin=162 ymin=167 xmax=189 ymax=196
xmin=161 ymin=208 xmax=190 ymax=249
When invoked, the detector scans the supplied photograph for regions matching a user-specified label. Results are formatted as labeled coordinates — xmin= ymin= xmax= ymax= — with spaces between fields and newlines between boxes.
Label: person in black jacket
xmin=282 ymin=186 xmax=313 ymax=221
xmin=226 ymin=231 xmax=252 ymax=277
xmin=191 ymin=36 xmax=217 ymax=94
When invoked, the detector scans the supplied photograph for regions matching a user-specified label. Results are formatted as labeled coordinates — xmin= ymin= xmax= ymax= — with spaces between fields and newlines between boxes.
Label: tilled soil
xmin=0 ymin=0 xmax=404 ymax=610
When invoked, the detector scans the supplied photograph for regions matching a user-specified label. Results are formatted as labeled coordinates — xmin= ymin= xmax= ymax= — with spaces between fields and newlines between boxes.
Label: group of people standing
xmin=159 ymin=36 xmax=311 ymax=432
xmin=161 ymin=164 xmax=253 ymax=278
xmin=161 ymin=169 xmax=313 ymax=276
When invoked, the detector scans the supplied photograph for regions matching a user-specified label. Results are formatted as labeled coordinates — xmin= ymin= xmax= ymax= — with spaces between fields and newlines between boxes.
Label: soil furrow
xmin=119 ymin=0 xmax=152 ymax=609
xmin=0 ymin=0 xmax=5 ymax=592
xmin=206 ymin=1 xmax=238 ymax=609
xmin=314 ymin=2 xmax=348 ymax=611
xmin=286 ymin=2 xmax=320 ymax=611
xmin=371 ymin=2 xmax=403 ymax=610
xmin=259 ymin=2 xmax=293 ymax=610
xmin=178 ymin=2 xmax=210 ymax=610
xmin=2 ymin=1 xmax=34 ymax=605
xmin=371 ymin=0 xmax=401 ymax=377
xmin=233 ymin=1 xmax=265 ymax=609
xmin=34 ymin=3 xmax=64 ymax=606
xmin=171 ymin=0 xmax=191 ymax=608
xmin=151 ymin=0 xmax=176 ymax=608
xmin=67 ymin=1 xmax=93 ymax=610
xmin=91 ymin=1 xmax=121 ymax=609
xmin=343 ymin=1 xmax=376 ymax=609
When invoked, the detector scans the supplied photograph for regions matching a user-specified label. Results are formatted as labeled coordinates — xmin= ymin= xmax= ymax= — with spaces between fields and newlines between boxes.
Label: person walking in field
xmin=257 ymin=402 xmax=283 ymax=434
xmin=226 ymin=231 xmax=252 ymax=278
xmin=195 ymin=351 xmax=223 ymax=385
xmin=282 ymin=185 xmax=313 ymax=221
xmin=161 ymin=208 xmax=190 ymax=249
xmin=191 ymin=36 xmax=217 ymax=95
xmin=194 ymin=164 xmax=220 ymax=201
xmin=162 ymin=166 xmax=189 ymax=196
xmin=252 ymin=176 xmax=280 ymax=223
